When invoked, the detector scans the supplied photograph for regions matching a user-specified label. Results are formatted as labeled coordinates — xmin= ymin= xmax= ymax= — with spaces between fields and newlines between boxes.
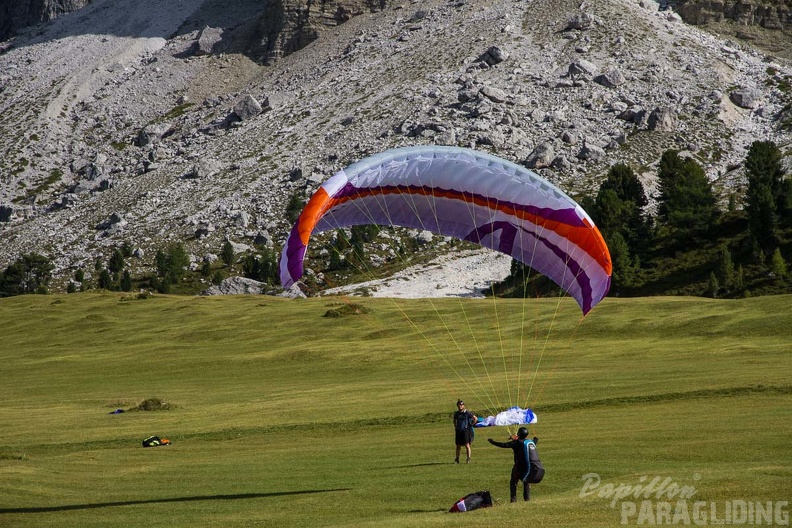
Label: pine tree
xmin=221 ymin=241 xmax=235 ymax=267
xmin=120 ymin=270 xmax=133 ymax=292
xmin=606 ymin=232 xmax=636 ymax=292
xmin=592 ymin=164 xmax=651 ymax=249
xmin=121 ymin=241 xmax=134 ymax=258
xmin=588 ymin=163 xmax=651 ymax=289
xmin=108 ymin=248 xmax=125 ymax=274
xmin=747 ymin=183 xmax=778 ymax=257
xmin=745 ymin=141 xmax=785 ymax=255
xmin=201 ymin=259 xmax=212 ymax=277
xmin=156 ymin=243 xmax=190 ymax=284
xmin=242 ymin=248 xmax=279 ymax=284
xmin=707 ymin=272 xmax=719 ymax=298
xmin=0 ymin=253 xmax=54 ymax=296
xmin=155 ymin=249 xmax=168 ymax=277
xmin=285 ymin=192 xmax=305 ymax=224
xmin=771 ymin=248 xmax=788 ymax=280
xmin=656 ymin=150 xmax=719 ymax=243
xmin=98 ymin=269 xmax=113 ymax=290
xmin=717 ymin=247 xmax=735 ymax=291
xmin=735 ymin=264 xmax=745 ymax=291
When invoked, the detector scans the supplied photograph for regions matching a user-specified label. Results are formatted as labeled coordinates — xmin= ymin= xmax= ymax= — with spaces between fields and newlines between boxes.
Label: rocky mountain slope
xmin=1 ymin=0 xmax=791 ymax=292
xmin=0 ymin=0 xmax=92 ymax=42
xmin=676 ymin=0 xmax=791 ymax=29
xmin=674 ymin=0 xmax=792 ymax=58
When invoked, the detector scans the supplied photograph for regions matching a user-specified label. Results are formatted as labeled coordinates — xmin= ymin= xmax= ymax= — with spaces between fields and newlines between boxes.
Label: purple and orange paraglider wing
xmin=279 ymin=146 xmax=611 ymax=314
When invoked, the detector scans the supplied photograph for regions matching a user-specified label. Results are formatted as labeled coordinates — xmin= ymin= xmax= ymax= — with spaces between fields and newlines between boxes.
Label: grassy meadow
xmin=0 ymin=292 xmax=790 ymax=527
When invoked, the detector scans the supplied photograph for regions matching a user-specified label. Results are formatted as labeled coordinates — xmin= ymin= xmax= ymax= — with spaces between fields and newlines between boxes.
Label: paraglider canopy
xmin=280 ymin=146 xmax=611 ymax=314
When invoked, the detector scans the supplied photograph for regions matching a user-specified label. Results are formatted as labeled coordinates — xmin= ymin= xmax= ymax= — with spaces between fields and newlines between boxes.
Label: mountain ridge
xmin=1 ymin=0 xmax=791 ymax=292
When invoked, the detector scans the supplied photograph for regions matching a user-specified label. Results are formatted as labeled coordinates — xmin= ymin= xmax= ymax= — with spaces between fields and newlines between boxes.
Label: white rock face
xmin=201 ymin=276 xmax=265 ymax=295
xmin=321 ymin=249 xmax=512 ymax=299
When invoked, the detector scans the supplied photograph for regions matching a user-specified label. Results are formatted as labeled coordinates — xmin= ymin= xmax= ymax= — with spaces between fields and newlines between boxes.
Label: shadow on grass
xmin=386 ymin=462 xmax=448 ymax=469
xmin=0 ymin=488 xmax=351 ymax=514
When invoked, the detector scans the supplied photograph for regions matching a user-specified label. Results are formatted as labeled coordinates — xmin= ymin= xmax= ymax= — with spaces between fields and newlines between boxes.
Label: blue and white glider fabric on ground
xmin=475 ymin=407 xmax=537 ymax=427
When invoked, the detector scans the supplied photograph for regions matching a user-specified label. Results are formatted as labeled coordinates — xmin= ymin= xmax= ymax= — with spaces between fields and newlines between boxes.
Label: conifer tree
xmin=0 ymin=253 xmax=54 ymax=296
xmin=745 ymin=141 xmax=786 ymax=255
xmin=717 ymin=247 xmax=735 ymax=292
xmin=656 ymin=150 xmax=718 ymax=243
xmin=98 ymin=269 xmax=113 ymax=290
xmin=108 ymin=248 xmax=125 ymax=274
xmin=771 ymin=248 xmax=788 ymax=279
xmin=120 ymin=270 xmax=133 ymax=292
xmin=155 ymin=243 xmax=190 ymax=284
xmin=221 ymin=241 xmax=235 ymax=267
xmin=587 ymin=163 xmax=652 ymax=291
xmin=707 ymin=272 xmax=719 ymax=298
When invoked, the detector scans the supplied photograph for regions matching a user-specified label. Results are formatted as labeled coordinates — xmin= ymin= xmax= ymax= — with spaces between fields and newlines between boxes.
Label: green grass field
xmin=0 ymin=293 xmax=790 ymax=527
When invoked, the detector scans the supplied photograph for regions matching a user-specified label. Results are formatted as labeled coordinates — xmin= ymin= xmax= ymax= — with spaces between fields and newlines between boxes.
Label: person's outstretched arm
xmin=488 ymin=438 xmax=512 ymax=448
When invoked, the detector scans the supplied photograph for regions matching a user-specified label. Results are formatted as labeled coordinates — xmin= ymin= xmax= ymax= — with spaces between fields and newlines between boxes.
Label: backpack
xmin=142 ymin=436 xmax=171 ymax=447
xmin=523 ymin=439 xmax=544 ymax=483
xmin=449 ymin=490 xmax=493 ymax=513
xmin=455 ymin=411 xmax=472 ymax=432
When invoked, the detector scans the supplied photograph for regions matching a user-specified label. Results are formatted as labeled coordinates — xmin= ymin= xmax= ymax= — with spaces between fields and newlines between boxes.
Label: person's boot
xmin=454 ymin=457 xmax=459 ymax=464
xmin=524 ymin=484 xmax=531 ymax=501
xmin=510 ymin=482 xmax=517 ymax=503
xmin=466 ymin=456 xmax=470 ymax=463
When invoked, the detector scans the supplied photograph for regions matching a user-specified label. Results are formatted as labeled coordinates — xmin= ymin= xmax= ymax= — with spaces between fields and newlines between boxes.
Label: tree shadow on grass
xmin=0 ymin=488 xmax=351 ymax=514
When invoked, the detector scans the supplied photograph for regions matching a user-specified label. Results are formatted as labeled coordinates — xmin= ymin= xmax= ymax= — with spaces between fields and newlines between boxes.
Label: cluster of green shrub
xmin=0 ymin=253 xmax=53 ymax=296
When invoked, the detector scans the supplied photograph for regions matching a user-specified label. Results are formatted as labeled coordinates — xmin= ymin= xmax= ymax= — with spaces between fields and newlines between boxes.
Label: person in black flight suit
xmin=453 ymin=399 xmax=477 ymax=463
xmin=488 ymin=427 xmax=544 ymax=502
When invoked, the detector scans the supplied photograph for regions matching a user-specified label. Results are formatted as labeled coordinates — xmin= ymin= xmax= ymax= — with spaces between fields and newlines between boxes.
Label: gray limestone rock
xmin=594 ymin=68 xmax=625 ymax=88
xmin=730 ymin=89 xmax=762 ymax=109
xmin=195 ymin=26 xmax=223 ymax=56
xmin=233 ymin=94 xmax=263 ymax=121
xmin=201 ymin=276 xmax=265 ymax=295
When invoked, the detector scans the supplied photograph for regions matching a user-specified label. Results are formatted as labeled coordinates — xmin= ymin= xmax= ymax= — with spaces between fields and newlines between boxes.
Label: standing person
xmin=453 ymin=399 xmax=476 ymax=463
xmin=487 ymin=427 xmax=544 ymax=502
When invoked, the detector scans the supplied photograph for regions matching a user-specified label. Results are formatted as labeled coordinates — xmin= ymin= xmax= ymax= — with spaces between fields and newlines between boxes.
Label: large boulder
xmin=647 ymin=107 xmax=677 ymax=131
xmin=185 ymin=158 xmax=223 ymax=179
xmin=525 ymin=142 xmax=555 ymax=169
xmin=96 ymin=212 xmax=127 ymax=232
xmin=480 ymin=85 xmax=509 ymax=103
xmin=232 ymin=94 xmax=263 ymax=121
xmin=568 ymin=59 xmax=598 ymax=78
xmin=201 ymin=276 xmax=265 ymax=295
xmin=577 ymin=140 xmax=607 ymax=162
xmin=136 ymin=123 xmax=172 ymax=147
xmin=730 ymin=88 xmax=762 ymax=109
xmin=566 ymin=13 xmax=602 ymax=30
xmin=478 ymin=45 xmax=509 ymax=66
xmin=594 ymin=68 xmax=626 ymax=88
xmin=194 ymin=26 xmax=223 ymax=56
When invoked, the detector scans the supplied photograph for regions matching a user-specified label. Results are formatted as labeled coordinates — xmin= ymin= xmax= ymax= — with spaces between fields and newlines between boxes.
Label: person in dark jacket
xmin=488 ymin=427 xmax=544 ymax=502
xmin=453 ymin=399 xmax=477 ymax=463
